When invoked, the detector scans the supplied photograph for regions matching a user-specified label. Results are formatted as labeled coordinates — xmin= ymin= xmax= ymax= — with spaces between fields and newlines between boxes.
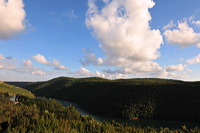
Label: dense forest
xmin=1 ymin=81 xmax=200 ymax=132
xmin=21 ymin=77 xmax=200 ymax=123
xmin=1 ymin=93 xmax=200 ymax=132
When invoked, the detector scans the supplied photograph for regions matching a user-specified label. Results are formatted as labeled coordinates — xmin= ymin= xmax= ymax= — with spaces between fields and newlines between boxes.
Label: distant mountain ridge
xmin=23 ymin=77 xmax=200 ymax=122
xmin=5 ymin=82 xmax=32 ymax=88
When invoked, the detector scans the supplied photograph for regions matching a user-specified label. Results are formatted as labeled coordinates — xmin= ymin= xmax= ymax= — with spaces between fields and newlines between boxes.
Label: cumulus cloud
xmin=186 ymin=69 xmax=192 ymax=72
xmin=52 ymin=59 xmax=69 ymax=70
xmin=167 ymin=72 xmax=189 ymax=79
xmin=165 ymin=64 xmax=186 ymax=72
xmin=32 ymin=54 xmax=50 ymax=65
xmin=0 ymin=54 xmax=68 ymax=77
xmin=192 ymin=20 xmax=200 ymax=27
xmin=186 ymin=54 xmax=200 ymax=64
xmin=163 ymin=20 xmax=176 ymax=30
xmin=17 ymin=65 xmax=46 ymax=76
xmin=81 ymin=49 xmax=103 ymax=66
xmin=0 ymin=0 xmax=26 ymax=40
xmin=0 ymin=55 xmax=63 ymax=77
xmin=102 ymin=61 xmax=189 ymax=79
xmin=86 ymin=0 xmax=163 ymax=65
xmin=75 ymin=67 xmax=105 ymax=78
xmin=164 ymin=20 xmax=200 ymax=48
xmin=31 ymin=69 xmax=46 ymax=75
xmin=103 ymin=61 xmax=162 ymax=76
xmin=75 ymin=67 xmax=131 ymax=79
xmin=106 ymin=73 xmax=129 ymax=79
xmin=83 ymin=0 xmax=193 ymax=79
xmin=23 ymin=59 xmax=32 ymax=66
xmin=32 ymin=54 xmax=69 ymax=70
xmin=14 ymin=58 xmax=46 ymax=76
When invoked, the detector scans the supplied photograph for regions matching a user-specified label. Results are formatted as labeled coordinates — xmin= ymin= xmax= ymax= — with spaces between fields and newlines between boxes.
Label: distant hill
xmin=5 ymin=82 xmax=32 ymax=88
xmin=24 ymin=77 xmax=200 ymax=122
xmin=0 ymin=81 xmax=34 ymax=98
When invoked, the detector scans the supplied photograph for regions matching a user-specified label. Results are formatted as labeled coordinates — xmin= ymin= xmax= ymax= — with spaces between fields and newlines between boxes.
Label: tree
xmin=123 ymin=98 xmax=156 ymax=119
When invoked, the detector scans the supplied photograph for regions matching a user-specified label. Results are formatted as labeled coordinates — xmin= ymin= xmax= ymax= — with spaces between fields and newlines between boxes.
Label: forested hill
xmin=0 ymin=81 xmax=34 ymax=98
xmin=23 ymin=77 xmax=200 ymax=122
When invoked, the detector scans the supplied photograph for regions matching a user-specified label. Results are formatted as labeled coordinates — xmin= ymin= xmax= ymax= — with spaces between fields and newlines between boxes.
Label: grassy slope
xmin=24 ymin=77 xmax=200 ymax=122
xmin=0 ymin=81 xmax=34 ymax=98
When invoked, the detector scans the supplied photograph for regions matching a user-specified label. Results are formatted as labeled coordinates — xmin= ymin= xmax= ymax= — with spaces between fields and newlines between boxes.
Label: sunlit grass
xmin=0 ymin=81 xmax=34 ymax=98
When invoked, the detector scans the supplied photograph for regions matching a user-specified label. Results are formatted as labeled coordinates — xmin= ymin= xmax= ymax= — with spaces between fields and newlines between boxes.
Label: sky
xmin=1 ymin=0 xmax=200 ymax=81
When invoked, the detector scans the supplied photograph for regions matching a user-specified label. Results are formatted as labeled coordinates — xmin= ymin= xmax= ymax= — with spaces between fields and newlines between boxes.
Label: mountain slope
xmin=0 ymin=81 xmax=34 ymax=98
xmin=5 ymin=82 xmax=32 ymax=88
xmin=24 ymin=77 xmax=200 ymax=122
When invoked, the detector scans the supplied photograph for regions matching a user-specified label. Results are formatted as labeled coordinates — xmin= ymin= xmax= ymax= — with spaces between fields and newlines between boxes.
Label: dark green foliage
xmin=24 ymin=77 xmax=200 ymax=123
xmin=123 ymin=98 xmax=156 ymax=119
xmin=0 ymin=93 xmax=199 ymax=133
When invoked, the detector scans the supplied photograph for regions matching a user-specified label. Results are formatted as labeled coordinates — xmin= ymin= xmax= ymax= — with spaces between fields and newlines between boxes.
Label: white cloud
xmin=0 ymin=54 xmax=4 ymax=60
xmin=104 ymin=73 xmax=129 ymax=79
xmin=164 ymin=21 xmax=200 ymax=48
xmin=85 ymin=0 xmax=190 ymax=79
xmin=192 ymin=20 xmax=200 ymax=27
xmin=52 ymin=59 xmax=69 ymax=70
xmin=81 ymin=49 xmax=104 ymax=66
xmin=75 ymin=67 xmax=130 ymax=79
xmin=165 ymin=64 xmax=186 ymax=72
xmin=186 ymin=69 xmax=192 ymax=72
xmin=31 ymin=70 xmax=46 ymax=75
xmin=21 ymin=59 xmax=51 ymax=76
xmin=186 ymin=54 xmax=200 ymax=64
xmin=95 ymin=71 xmax=105 ymax=78
xmin=86 ymin=0 xmax=163 ymax=65
xmin=75 ymin=67 xmax=105 ymax=78
xmin=102 ymin=61 xmax=189 ymax=79
xmin=32 ymin=54 xmax=50 ymax=65
xmin=0 ymin=0 xmax=26 ymax=40
xmin=168 ymin=72 xmax=189 ymax=79
xmin=32 ymin=54 xmax=69 ymax=71
xmin=103 ymin=60 xmax=163 ymax=76
xmin=189 ymin=16 xmax=194 ymax=22
xmin=0 ymin=65 xmax=15 ymax=70
xmin=163 ymin=20 xmax=176 ymax=30
xmin=23 ymin=59 xmax=32 ymax=66
xmin=0 ymin=56 xmax=66 ymax=78
xmin=0 ymin=56 xmax=16 ymax=70
xmin=17 ymin=65 xmax=46 ymax=76
xmin=0 ymin=54 xmax=69 ymax=78
xmin=76 ymin=67 xmax=92 ymax=76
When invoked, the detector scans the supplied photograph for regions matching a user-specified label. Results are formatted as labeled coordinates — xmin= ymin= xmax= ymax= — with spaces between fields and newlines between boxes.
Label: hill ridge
xmin=23 ymin=76 xmax=200 ymax=122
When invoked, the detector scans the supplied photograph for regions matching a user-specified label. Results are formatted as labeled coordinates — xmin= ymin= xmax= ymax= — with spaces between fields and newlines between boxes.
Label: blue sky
xmin=0 ymin=0 xmax=200 ymax=81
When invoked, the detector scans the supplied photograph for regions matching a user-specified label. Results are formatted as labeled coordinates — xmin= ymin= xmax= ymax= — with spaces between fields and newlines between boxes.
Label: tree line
xmin=1 ymin=93 xmax=200 ymax=133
